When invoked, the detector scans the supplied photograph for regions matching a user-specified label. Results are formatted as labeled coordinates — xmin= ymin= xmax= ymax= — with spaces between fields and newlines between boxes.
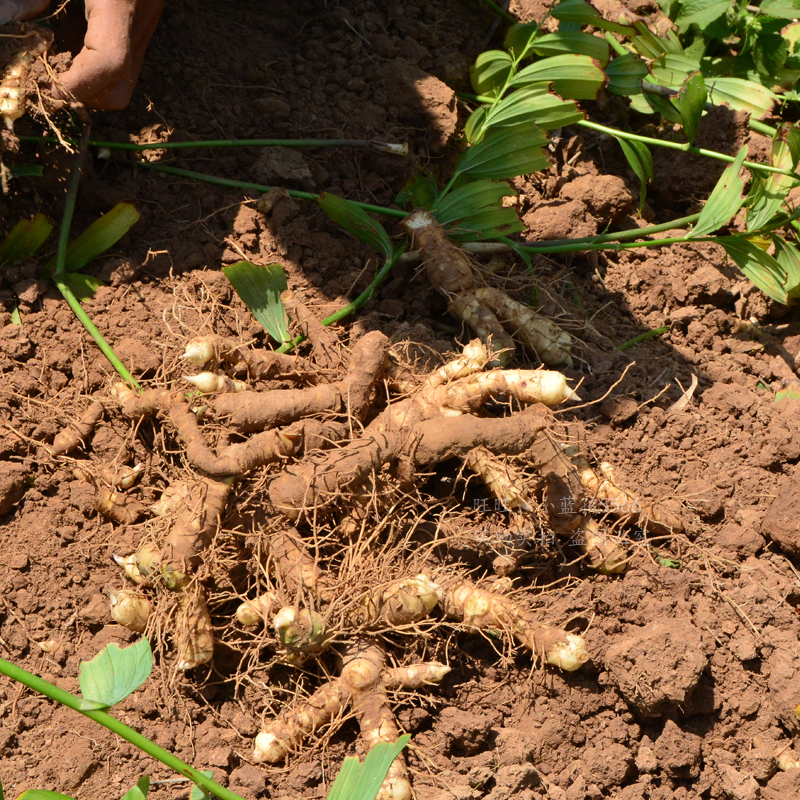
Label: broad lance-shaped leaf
xmin=550 ymin=0 xmax=635 ymax=35
xmin=511 ymin=54 xmax=607 ymax=100
xmin=530 ymin=31 xmax=610 ymax=65
xmin=673 ymin=72 xmax=706 ymax=146
xmin=78 ymin=637 xmax=153 ymax=711
xmin=772 ymin=235 xmax=800 ymax=302
xmin=120 ymin=776 xmax=150 ymax=800
xmin=434 ymin=180 xmax=523 ymax=240
xmin=453 ymin=123 xmax=550 ymax=181
xmin=14 ymin=793 xmax=75 ymax=800
xmin=717 ymin=237 xmax=789 ymax=304
xmin=605 ymin=53 xmax=648 ymax=96
xmin=61 ymin=272 xmax=105 ymax=302
xmin=326 ymin=735 xmax=411 ymax=800
xmin=318 ymin=193 xmax=393 ymax=260
xmin=46 ymin=202 xmax=140 ymax=273
xmin=479 ymin=84 xmax=584 ymax=136
xmin=470 ymin=50 xmax=513 ymax=98
xmin=0 ymin=214 xmax=53 ymax=264
xmin=223 ymin=261 xmax=291 ymax=343
xmin=395 ymin=173 xmax=439 ymax=209
xmin=616 ymin=138 xmax=652 ymax=214
xmin=747 ymin=128 xmax=798 ymax=232
xmin=504 ymin=22 xmax=541 ymax=61
xmin=689 ymin=147 xmax=747 ymax=238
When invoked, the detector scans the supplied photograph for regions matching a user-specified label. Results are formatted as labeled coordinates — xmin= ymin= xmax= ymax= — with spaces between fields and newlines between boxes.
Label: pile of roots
xmin=50 ymin=320 xmax=683 ymax=800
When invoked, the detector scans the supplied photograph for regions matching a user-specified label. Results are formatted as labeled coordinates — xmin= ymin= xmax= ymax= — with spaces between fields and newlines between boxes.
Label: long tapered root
xmin=438 ymin=579 xmax=588 ymax=671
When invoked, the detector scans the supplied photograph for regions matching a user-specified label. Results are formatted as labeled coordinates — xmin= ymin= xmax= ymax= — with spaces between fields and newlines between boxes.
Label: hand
xmin=57 ymin=0 xmax=163 ymax=110
xmin=0 ymin=0 xmax=163 ymax=110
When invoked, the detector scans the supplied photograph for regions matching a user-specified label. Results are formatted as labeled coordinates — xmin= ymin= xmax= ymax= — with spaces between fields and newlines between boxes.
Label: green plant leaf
xmin=605 ymin=53 xmax=649 ymax=95
xmin=656 ymin=556 xmax=681 ymax=568
xmin=650 ymin=52 xmax=699 ymax=87
xmin=470 ymin=50 xmax=513 ymax=98
xmin=771 ymin=235 xmax=800 ymax=302
xmin=78 ymin=637 xmax=153 ymax=711
xmin=531 ymin=32 xmax=610 ymax=65
xmin=504 ymin=22 xmax=542 ymax=61
xmin=0 ymin=214 xmax=53 ymax=264
xmin=318 ymin=193 xmax=394 ymax=259
xmin=15 ymin=793 xmax=75 ymax=800
xmin=747 ymin=132 xmax=797 ymax=232
xmin=326 ymin=735 xmax=411 ymax=800
xmin=61 ymin=272 xmax=105 ymax=302
xmin=10 ymin=306 xmax=21 ymax=325
xmin=7 ymin=164 xmax=44 ymax=180
xmin=674 ymin=0 xmax=729 ymax=31
xmin=774 ymin=379 xmax=800 ymax=401
xmin=705 ymin=77 xmax=776 ymax=120
xmin=223 ymin=261 xmax=291 ymax=343
xmin=717 ymin=236 xmax=789 ymax=303
xmin=616 ymin=138 xmax=653 ymax=214
xmin=189 ymin=771 xmax=213 ymax=800
xmin=760 ymin=0 xmax=800 ymax=16
xmin=629 ymin=91 xmax=683 ymax=124
xmin=673 ymin=71 xmax=706 ymax=145
xmin=465 ymin=106 xmax=488 ymax=144
xmin=689 ymin=146 xmax=747 ymax=238
xmin=435 ymin=179 xmax=518 ymax=224
xmin=630 ymin=21 xmax=684 ymax=59
xmin=512 ymin=54 xmax=607 ymax=100
xmin=453 ymin=123 xmax=550 ymax=181
xmin=484 ymin=84 xmax=584 ymax=133
xmin=46 ymin=203 xmax=140 ymax=273
xmin=551 ymin=0 xmax=636 ymax=34
xmin=120 ymin=776 xmax=150 ymax=800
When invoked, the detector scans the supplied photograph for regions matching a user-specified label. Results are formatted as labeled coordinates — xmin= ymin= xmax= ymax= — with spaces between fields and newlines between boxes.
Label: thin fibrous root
xmin=51 ymin=400 xmax=104 ymax=455
xmin=473 ymin=286 xmax=572 ymax=367
xmin=211 ymin=330 xmax=389 ymax=432
xmin=438 ymin=579 xmax=588 ymax=671
xmin=270 ymin=405 xmax=551 ymax=520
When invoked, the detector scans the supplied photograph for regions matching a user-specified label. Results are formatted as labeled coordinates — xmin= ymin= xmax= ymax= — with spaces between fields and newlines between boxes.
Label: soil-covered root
xmin=401 ymin=209 xmax=572 ymax=367
xmin=50 ymin=400 xmax=104 ymax=455
xmin=473 ymin=286 xmax=572 ymax=367
xmin=281 ymin=289 xmax=341 ymax=371
xmin=211 ymin=330 xmax=389 ymax=432
xmin=569 ymin=452 xmax=685 ymax=535
xmin=270 ymin=405 xmax=551 ymax=520
xmin=0 ymin=26 xmax=53 ymax=131
xmin=370 ymin=361 xmax=576 ymax=432
xmin=253 ymin=640 xmax=447 ymax=800
xmin=182 ymin=334 xmax=318 ymax=381
xmin=437 ymin=578 xmax=588 ymax=671
xmin=175 ymin=587 xmax=214 ymax=671
xmin=161 ymin=475 xmax=234 ymax=585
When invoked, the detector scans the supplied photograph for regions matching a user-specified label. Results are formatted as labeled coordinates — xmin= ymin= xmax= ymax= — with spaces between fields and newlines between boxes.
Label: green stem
xmin=55 ymin=278 xmax=139 ymax=389
xmin=578 ymin=119 xmax=794 ymax=177
xmin=475 ymin=0 xmax=516 ymax=24
xmin=522 ymin=233 xmax=714 ymax=255
xmin=128 ymin=161 xmax=408 ymax=219
xmin=618 ymin=325 xmax=670 ymax=350
xmin=19 ymin=134 xmax=403 ymax=152
xmin=53 ymin=127 xmax=90 ymax=279
xmin=0 ymin=656 xmax=246 ymax=800
xmin=276 ymin=247 xmax=406 ymax=353
xmin=519 ymin=212 xmax=701 ymax=250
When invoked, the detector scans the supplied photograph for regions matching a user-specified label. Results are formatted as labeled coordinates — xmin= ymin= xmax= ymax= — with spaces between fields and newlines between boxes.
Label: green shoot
xmin=326 ymin=735 xmax=411 ymax=800
xmin=618 ymin=325 xmax=671 ymax=351
xmin=0 ymin=214 xmax=53 ymax=264
xmin=222 ymin=261 xmax=291 ymax=344
xmin=120 ymin=777 xmax=150 ymax=800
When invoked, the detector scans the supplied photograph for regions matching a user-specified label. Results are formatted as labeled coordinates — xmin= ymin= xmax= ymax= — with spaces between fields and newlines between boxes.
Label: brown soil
xmin=2 ymin=2 xmax=800 ymax=800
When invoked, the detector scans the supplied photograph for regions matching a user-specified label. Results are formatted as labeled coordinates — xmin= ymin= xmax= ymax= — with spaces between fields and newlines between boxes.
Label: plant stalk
xmin=19 ymin=134 xmax=407 ymax=155
xmin=0 ymin=656 xmax=247 ymax=800
xmin=128 ymin=161 xmax=408 ymax=219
